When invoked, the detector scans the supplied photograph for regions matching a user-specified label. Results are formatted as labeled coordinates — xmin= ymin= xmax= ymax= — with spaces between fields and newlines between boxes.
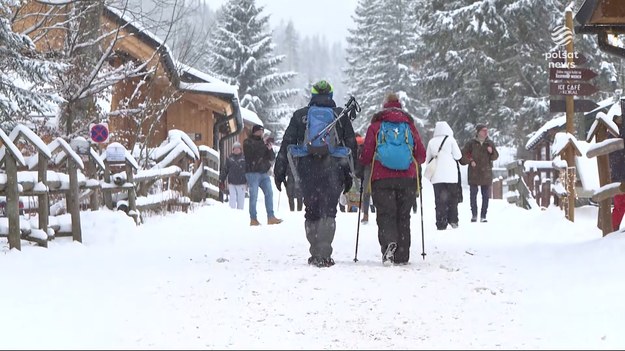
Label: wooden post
xmin=125 ymin=161 xmax=138 ymax=224
xmin=37 ymin=157 xmax=49 ymax=237
xmin=491 ymin=178 xmax=503 ymax=199
xmin=103 ymin=161 xmax=113 ymax=209
xmin=68 ymin=160 xmax=82 ymax=242
xmin=6 ymin=155 xmax=20 ymax=250
xmin=595 ymin=127 xmax=614 ymax=235
xmin=86 ymin=156 xmax=100 ymax=210
xmin=564 ymin=9 xmax=576 ymax=222
xmin=541 ymin=179 xmax=552 ymax=207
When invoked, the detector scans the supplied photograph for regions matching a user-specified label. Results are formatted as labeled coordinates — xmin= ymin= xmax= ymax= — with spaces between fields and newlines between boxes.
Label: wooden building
xmin=13 ymin=0 xmax=249 ymax=161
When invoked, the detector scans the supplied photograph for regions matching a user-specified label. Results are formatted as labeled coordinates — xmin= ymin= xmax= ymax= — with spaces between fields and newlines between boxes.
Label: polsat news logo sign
xmin=545 ymin=25 xmax=582 ymax=69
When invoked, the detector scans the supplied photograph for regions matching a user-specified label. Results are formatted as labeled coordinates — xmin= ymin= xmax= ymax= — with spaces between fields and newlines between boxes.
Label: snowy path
xmin=1 ymin=186 xmax=624 ymax=349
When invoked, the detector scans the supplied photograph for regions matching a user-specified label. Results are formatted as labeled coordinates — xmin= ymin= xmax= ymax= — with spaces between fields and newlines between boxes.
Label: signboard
xmin=90 ymin=123 xmax=109 ymax=143
xmin=106 ymin=143 xmax=126 ymax=163
xmin=549 ymin=67 xmax=598 ymax=81
xmin=550 ymin=82 xmax=598 ymax=96
xmin=549 ymin=99 xmax=599 ymax=113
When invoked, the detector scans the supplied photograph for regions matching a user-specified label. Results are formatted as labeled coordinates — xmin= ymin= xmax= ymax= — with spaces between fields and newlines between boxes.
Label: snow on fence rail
xmin=0 ymin=125 xmax=221 ymax=250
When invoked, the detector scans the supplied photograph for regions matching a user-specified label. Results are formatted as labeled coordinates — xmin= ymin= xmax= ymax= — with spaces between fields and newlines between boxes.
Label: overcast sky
xmin=207 ymin=0 xmax=358 ymax=43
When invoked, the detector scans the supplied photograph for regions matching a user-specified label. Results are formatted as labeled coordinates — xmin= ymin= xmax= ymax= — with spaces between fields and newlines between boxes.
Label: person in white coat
xmin=425 ymin=121 xmax=463 ymax=230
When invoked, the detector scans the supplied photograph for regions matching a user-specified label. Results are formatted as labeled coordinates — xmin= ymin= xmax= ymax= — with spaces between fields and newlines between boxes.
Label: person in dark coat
xmin=460 ymin=124 xmax=499 ymax=223
xmin=243 ymin=124 xmax=283 ymax=226
xmin=610 ymin=115 xmax=625 ymax=231
xmin=219 ymin=142 xmax=247 ymax=210
xmin=285 ymin=166 xmax=303 ymax=212
xmin=273 ymin=80 xmax=357 ymax=268
xmin=359 ymin=93 xmax=426 ymax=265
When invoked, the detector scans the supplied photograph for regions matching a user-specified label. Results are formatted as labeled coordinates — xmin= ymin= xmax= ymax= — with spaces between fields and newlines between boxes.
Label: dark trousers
xmin=433 ymin=183 xmax=459 ymax=229
xmin=297 ymin=156 xmax=344 ymax=258
xmin=470 ymin=184 xmax=491 ymax=219
xmin=371 ymin=178 xmax=417 ymax=263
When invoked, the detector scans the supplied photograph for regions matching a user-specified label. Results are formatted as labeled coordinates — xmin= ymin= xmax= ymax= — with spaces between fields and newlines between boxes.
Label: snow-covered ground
xmin=1 ymin=180 xmax=624 ymax=349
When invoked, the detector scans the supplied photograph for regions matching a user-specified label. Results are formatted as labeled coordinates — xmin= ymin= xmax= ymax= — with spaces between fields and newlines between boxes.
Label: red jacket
xmin=359 ymin=105 xmax=426 ymax=182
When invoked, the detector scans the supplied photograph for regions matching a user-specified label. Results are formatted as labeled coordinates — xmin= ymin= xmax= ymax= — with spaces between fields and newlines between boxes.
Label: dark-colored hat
xmin=311 ymin=80 xmax=333 ymax=95
xmin=252 ymin=124 xmax=264 ymax=134
xmin=476 ymin=124 xmax=488 ymax=132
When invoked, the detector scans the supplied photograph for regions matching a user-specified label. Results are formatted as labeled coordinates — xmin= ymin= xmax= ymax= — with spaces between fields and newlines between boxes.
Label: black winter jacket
xmin=243 ymin=135 xmax=275 ymax=173
xmin=219 ymin=153 xmax=247 ymax=185
xmin=274 ymin=95 xmax=358 ymax=182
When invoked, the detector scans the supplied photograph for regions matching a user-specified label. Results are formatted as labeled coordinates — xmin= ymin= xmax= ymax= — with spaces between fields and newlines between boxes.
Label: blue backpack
xmin=288 ymin=106 xmax=350 ymax=158
xmin=375 ymin=121 xmax=414 ymax=170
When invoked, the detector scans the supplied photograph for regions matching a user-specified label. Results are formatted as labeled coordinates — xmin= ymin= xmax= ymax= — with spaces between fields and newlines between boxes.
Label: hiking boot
xmin=361 ymin=214 xmax=369 ymax=223
xmin=308 ymin=256 xmax=334 ymax=267
xmin=267 ymin=217 xmax=283 ymax=225
xmin=450 ymin=223 xmax=459 ymax=229
xmin=471 ymin=216 xmax=477 ymax=223
xmin=250 ymin=219 xmax=261 ymax=226
xmin=480 ymin=217 xmax=488 ymax=223
xmin=383 ymin=242 xmax=397 ymax=266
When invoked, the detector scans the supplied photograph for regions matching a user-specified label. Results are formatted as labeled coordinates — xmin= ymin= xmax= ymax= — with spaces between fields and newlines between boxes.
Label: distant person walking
xmin=243 ymin=124 xmax=283 ymax=226
xmin=219 ymin=142 xmax=247 ymax=210
xmin=460 ymin=124 xmax=499 ymax=223
xmin=425 ymin=121 xmax=463 ymax=230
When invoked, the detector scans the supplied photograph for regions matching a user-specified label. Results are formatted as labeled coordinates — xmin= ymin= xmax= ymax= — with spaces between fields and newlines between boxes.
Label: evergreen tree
xmin=417 ymin=0 xmax=620 ymax=148
xmin=205 ymin=0 xmax=297 ymax=124
xmin=0 ymin=0 xmax=63 ymax=126
xmin=345 ymin=0 xmax=425 ymax=133
xmin=344 ymin=0 xmax=383 ymax=132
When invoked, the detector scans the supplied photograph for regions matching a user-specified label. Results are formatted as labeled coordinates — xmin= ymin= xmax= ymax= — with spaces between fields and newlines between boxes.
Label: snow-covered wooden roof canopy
xmin=101 ymin=6 xmax=238 ymax=116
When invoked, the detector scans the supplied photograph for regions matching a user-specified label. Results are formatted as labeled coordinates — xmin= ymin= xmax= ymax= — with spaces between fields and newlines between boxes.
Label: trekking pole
xmin=353 ymin=178 xmax=364 ymax=262
xmin=417 ymin=164 xmax=426 ymax=260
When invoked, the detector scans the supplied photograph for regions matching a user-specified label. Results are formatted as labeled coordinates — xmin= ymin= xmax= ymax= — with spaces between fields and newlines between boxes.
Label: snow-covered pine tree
xmin=0 ymin=0 xmax=64 ymax=127
xmin=205 ymin=0 xmax=297 ymax=125
xmin=345 ymin=0 xmax=425 ymax=134
xmin=417 ymin=0 xmax=620 ymax=148
xmin=344 ymin=0 xmax=383 ymax=133
xmin=417 ymin=0 xmax=513 ymax=145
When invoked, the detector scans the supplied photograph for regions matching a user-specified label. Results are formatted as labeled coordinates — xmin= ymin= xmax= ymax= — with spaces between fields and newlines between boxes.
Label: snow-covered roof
xmin=551 ymin=132 xmax=582 ymax=158
xmin=177 ymin=63 xmax=238 ymax=97
xmin=48 ymin=137 xmax=85 ymax=170
xmin=526 ymin=115 xmax=566 ymax=150
xmin=9 ymin=124 xmax=52 ymax=159
xmin=241 ymin=107 xmax=263 ymax=126
xmin=587 ymin=111 xmax=621 ymax=142
xmin=104 ymin=6 xmax=238 ymax=101
xmin=0 ymin=129 xmax=25 ymax=167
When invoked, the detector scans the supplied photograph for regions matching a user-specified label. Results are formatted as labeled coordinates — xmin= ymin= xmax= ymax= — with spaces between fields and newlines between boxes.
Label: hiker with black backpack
xmin=359 ymin=93 xmax=426 ymax=265
xmin=273 ymin=80 xmax=358 ymax=268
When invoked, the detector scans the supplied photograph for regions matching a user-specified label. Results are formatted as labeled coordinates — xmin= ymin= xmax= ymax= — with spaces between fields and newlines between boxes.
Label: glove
xmin=275 ymin=176 xmax=286 ymax=192
xmin=343 ymin=176 xmax=353 ymax=194
xmin=219 ymin=181 xmax=225 ymax=191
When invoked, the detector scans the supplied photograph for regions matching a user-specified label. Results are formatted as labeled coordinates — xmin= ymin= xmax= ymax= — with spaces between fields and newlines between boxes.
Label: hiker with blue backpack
xmin=359 ymin=93 xmax=426 ymax=265
xmin=273 ymin=80 xmax=358 ymax=268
